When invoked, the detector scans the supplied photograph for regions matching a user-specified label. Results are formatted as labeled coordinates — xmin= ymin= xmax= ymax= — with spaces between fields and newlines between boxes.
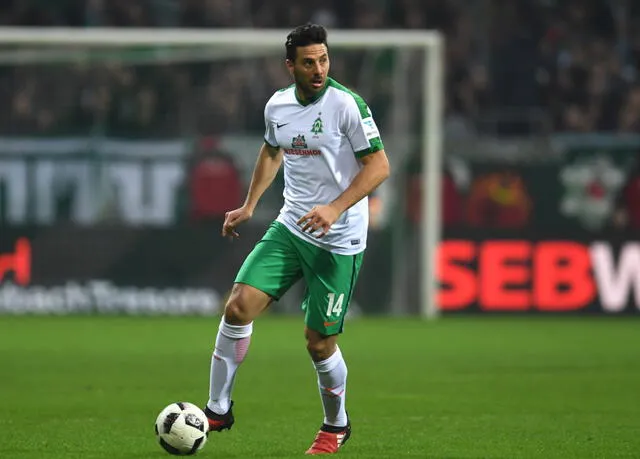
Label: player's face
xmin=287 ymin=44 xmax=330 ymax=99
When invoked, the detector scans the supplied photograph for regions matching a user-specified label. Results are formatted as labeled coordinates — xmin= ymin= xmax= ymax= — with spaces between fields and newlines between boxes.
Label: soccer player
xmin=203 ymin=23 xmax=390 ymax=455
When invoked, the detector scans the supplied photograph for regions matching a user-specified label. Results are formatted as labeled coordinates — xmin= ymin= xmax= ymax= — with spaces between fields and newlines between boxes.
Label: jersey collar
xmin=295 ymin=78 xmax=330 ymax=106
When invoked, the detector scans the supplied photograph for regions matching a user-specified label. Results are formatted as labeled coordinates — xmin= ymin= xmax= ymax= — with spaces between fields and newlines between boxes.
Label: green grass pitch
xmin=1 ymin=315 xmax=639 ymax=458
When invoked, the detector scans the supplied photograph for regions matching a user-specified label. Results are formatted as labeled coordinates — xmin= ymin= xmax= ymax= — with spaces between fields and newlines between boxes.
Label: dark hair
xmin=285 ymin=23 xmax=328 ymax=61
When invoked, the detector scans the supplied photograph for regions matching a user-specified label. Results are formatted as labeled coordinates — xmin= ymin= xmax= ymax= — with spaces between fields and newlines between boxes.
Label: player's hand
xmin=297 ymin=204 xmax=341 ymax=238
xmin=222 ymin=206 xmax=253 ymax=239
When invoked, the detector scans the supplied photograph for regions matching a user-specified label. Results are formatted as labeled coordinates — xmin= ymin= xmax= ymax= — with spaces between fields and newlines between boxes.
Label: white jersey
xmin=263 ymin=77 xmax=384 ymax=255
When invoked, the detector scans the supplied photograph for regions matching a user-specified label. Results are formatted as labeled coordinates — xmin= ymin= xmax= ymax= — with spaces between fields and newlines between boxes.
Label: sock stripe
xmin=234 ymin=336 xmax=251 ymax=363
xmin=324 ymin=387 xmax=345 ymax=397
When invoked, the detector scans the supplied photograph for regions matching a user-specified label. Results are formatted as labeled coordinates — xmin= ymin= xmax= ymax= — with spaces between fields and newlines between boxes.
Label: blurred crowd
xmin=1 ymin=0 xmax=640 ymax=137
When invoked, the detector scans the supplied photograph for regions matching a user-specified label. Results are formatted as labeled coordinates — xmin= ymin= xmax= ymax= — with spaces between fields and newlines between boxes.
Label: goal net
xmin=0 ymin=27 xmax=443 ymax=318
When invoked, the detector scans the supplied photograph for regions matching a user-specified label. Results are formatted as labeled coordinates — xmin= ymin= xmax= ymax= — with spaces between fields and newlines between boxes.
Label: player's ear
xmin=285 ymin=58 xmax=295 ymax=74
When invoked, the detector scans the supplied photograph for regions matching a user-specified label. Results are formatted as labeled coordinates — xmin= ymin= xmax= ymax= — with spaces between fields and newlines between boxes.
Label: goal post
xmin=0 ymin=27 xmax=444 ymax=319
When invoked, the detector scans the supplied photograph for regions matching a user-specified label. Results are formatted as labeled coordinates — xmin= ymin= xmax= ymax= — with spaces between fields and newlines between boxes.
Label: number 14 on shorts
xmin=326 ymin=293 xmax=344 ymax=316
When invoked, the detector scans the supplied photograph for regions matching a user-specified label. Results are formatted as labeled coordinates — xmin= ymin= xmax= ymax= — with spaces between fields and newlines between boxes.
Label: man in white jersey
xmin=203 ymin=24 xmax=390 ymax=455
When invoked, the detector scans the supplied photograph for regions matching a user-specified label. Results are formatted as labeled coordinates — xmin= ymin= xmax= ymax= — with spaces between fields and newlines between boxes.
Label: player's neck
xmin=295 ymin=79 xmax=330 ymax=106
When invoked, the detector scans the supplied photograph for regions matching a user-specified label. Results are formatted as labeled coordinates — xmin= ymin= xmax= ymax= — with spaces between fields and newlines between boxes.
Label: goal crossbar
xmin=0 ymin=27 xmax=442 ymax=48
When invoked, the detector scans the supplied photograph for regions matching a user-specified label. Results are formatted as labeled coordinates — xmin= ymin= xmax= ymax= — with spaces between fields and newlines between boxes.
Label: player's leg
xmin=305 ymin=327 xmax=347 ymax=423
xmin=296 ymin=242 xmax=364 ymax=454
xmin=206 ymin=222 xmax=303 ymax=431
xmin=205 ymin=283 xmax=270 ymax=431
xmin=305 ymin=327 xmax=351 ymax=455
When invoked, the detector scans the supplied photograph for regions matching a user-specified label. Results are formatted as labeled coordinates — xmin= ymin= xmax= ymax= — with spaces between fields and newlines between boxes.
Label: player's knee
xmin=223 ymin=297 xmax=252 ymax=325
xmin=306 ymin=340 xmax=335 ymax=361
xmin=305 ymin=333 xmax=337 ymax=361
xmin=223 ymin=284 xmax=266 ymax=325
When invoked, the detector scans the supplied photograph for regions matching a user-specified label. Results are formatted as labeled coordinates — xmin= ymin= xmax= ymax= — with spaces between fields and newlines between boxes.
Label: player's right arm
xmin=222 ymin=143 xmax=282 ymax=238
xmin=222 ymin=99 xmax=283 ymax=239
xmin=242 ymin=142 xmax=283 ymax=215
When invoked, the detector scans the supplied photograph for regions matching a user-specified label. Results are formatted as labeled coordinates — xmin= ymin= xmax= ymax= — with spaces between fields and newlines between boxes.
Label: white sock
xmin=207 ymin=318 xmax=253 ymax=415
xmin=313 ymin=346 xmax=348 ymax=427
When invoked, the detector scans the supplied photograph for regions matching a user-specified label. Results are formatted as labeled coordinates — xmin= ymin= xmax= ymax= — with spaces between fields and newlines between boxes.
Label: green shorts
xmin=235 ymin=221 xmax=364 ymax=335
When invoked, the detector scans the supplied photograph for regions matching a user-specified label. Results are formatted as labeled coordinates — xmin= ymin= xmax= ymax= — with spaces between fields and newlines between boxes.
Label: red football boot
xmin=305 ymin=421 xmax=351 ymax=455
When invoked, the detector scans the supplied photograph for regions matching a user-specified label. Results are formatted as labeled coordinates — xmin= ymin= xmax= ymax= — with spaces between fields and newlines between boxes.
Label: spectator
xmin=405 ymin=158 xmax=465 ymax=229
xmin=466 ymin=169 xmax=532 ymax=229
xmin=187 ymin=137 xmax=243 ymax=224
xmin=618 ymin=85 xmax=640 ymax=132
xmin=613 ymin=153 xmax=640 ymax=229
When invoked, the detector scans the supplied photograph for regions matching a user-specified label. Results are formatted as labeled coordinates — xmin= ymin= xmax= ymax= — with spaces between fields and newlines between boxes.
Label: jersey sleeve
xmin=342 ymin=95 xmax=384 ymax=158
xmin=263 ymin=102 xmax=278 ymax=148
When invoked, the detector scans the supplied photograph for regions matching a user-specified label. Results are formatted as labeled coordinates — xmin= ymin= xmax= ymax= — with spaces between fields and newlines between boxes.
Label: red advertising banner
xmin=0 ymin=238 xmax=31 ymax=286
xmin=439 ymin=238 xmax=640 ymax=313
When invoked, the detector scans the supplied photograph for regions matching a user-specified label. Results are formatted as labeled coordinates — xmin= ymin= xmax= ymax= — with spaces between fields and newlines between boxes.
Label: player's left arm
xmin=298 ymin=150 xmax=390 ymax=237
xmin=298 ymin=96 xmax=390 ymax=237
xmin=330 ymin=149 xmax=390 ymax=214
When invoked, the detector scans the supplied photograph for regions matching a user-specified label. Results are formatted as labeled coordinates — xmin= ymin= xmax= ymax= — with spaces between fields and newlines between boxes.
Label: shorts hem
xmin=233 ymin=280 xmax=280 ymax=301
xmin=304 ymin=320 xmax=343 ymax=337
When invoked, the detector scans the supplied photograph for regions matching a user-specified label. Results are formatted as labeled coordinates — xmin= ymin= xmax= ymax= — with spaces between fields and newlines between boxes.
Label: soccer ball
xmin=154 ymin=402 xmax=208 ymax=455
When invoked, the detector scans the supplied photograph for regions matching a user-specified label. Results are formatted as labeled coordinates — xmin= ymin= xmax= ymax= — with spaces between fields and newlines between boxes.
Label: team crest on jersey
xmin=311 ymin=113 xmax=323 ymax=136
xmin=292 ymin=134 xmax=307 ymax=149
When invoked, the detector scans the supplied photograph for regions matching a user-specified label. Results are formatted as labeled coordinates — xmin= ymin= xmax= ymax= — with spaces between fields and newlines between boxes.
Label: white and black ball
xmin=154 ymin=402 xmax=208 ymax=455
